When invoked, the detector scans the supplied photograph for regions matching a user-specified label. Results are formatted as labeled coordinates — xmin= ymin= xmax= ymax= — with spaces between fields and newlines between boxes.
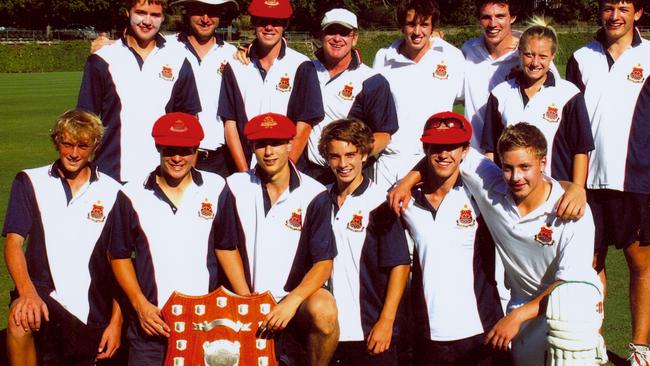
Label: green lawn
xmin=0 ymin=72 xmax=635 ymax=364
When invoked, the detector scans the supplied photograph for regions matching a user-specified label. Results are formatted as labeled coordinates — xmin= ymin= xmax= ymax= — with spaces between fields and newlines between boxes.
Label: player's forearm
xmin=517 ymin=280 xmax=563 ymax=321
xmin=571 ymin=153 xmax=589 ymax=187
xmin=371 ymin=132 xmax=391 ymax=157
xmin=284 ymin=259 xmax=332 ymax=305
xmin=4 ymin=233 xmax=37 ymax=295
xmin=215 ymin=249 xmax=251 ymax=296
xmin=289 ymin=121 xmax=312 ymax=163
xmin=110 ymin=258 xmax=148 ymax=308
xmin=109 ymin=299 xmax=123 ymax=327
xmin=224 ymin=120 xmax=249 ymax=172
xmin=378 ymin=264 xmax=410 ymax=321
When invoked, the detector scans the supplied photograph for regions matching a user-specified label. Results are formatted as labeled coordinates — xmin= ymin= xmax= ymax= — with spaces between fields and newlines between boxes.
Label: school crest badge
xmin=171 ymin=119 xmax=189 ymax=132
xmin=433 ymin=61 xmax=448 ymax=80
xmin=218 ymin=60 xmax=228 ymax=75
xmin=285 ymin=209 xmax=302 ymax=231
xmin=628 ymin=64 xmax=645 ymax=83
xmin=346 ymin=211 xmax=365 ymax=232
xmin=261 ymin=115 xmax=278 ymax=128
xmin=534 ymin=225 xmax=555 ymax=246
xmin=160 ymin=65 xmax=175 ymax=81
xmin=543 ymin=104 xmax=560 ymax=123
xmin=338 ymin=82 xmax=355 ymax=101
xmin=87 ymin=201 xmax=106 ymax=222
xmin=161 ymin=287 xmax=279 ymax=366
xmin=264 ymin=0 xmax=279 ymax=6
xmin=456 ymin=205 xmax=476 ymax=227
xmin=276 ymin=74 xmax=292 ymax=92
xmin=198 ymin=199 xmax=215 ymax=220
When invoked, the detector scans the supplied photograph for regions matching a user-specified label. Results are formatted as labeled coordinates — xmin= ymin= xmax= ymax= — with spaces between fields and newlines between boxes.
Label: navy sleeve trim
xmin=480 ymin=93 xmax=503 ymax=154
xmin=167 ymin=58 xmax=202 ymax=114
xmin=562 ymin=93 xmax=595 ymax=154
xmin=287 ymin=61 xmax=325 ymax=126
xmin=2 ymin=172 xmax=36 ymax=238
xmin=77 ymin=54 xmax=109 ymax=115
xmin=370 ymin=202 xmax=410 ymax=268
xmin=349 ymin=74 xmax=398 ymax=134
xmin=213 ymin=185 xmax=244 ymax=251
xmin=565 ymin=55 xmax=586 ymax=94
xmin=105 ymin=191 xmax=141 ymax=259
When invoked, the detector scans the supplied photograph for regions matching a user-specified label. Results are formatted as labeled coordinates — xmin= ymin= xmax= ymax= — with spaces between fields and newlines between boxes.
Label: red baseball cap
xmin=420 ymin=112 xmax=473 ymax=145
xmin=248 ymin=0 xmax=293 ymax=19
xmin=152 ymin=112 xmax=204 ymax=147
xmin=244 ymin=113 xmax=296 ymax=141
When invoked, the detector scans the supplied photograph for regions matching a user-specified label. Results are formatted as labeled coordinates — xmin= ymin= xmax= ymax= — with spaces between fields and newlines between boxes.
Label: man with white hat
xmin=304 ymin=8 xmax=398 ymax=185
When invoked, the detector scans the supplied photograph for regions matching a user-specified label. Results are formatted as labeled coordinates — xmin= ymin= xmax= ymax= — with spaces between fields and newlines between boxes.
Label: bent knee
xmin=302 ymin=290 xmax=338 ymax=335
xmin=7 ymin=319 xmax=33 ymax=339
xmin=624 ymin=243 xmax=650 ymax=275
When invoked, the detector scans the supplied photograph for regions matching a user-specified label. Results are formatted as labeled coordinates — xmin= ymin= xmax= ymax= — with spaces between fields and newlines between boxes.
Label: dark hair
xmin=318 ymin=119 xmax=374 ymax=158
xmin=497 ymin=122 xmax=547 ymax=160
xmin=599 ymin=0 xmax=645 ymax=11
xmin=397 ymin=0 xmax=441 ymax=28
xmin=475 ymin=0 xmax=519 ymax=18
xmin=124 ymin=0 xmax=167 ymax=12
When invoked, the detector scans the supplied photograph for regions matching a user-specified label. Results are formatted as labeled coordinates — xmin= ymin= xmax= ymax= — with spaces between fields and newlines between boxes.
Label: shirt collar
xmin=49 ymin=160 xmax=99 ymax=183
xmin=412 ymin=175 xmax=464 ymax=209
xmin=143 ymin=167 xmax=204 ymax=191
xmin=328 ymin=174 xmax=371 ymax=202
xmin=596 ymin=27 xmax=643 ymax=48
xmin=253 ymin=161 xmax=301 ymax=193
xmin=177 ymin=32 xmax=224 ymax=47
xmin=250 ymin=38 xmax=287 ymax=61
xmin=121 ymin=32 xmax=167 ymax=48
xmin=516 ymin=70 xmax=556 ymax=87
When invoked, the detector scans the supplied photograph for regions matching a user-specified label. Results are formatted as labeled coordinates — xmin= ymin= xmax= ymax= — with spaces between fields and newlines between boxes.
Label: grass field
xmin=0 ymin=71 xmax=636 ymax=364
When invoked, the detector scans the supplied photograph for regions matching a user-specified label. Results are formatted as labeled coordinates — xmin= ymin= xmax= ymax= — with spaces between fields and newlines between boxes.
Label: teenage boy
xmin=566 ymin=1 xmax=650 ymax=363
xmin=78 ymin=0 xmax=201 ymax=183
xmin=305 ymin=9 xmax=398 ymax=184
xmin=319 ymin=119 xmax=410 ymax=365
xmin=4 ymin=110 xmax=122 ymax=366
xmin=106 ymin=112 xmax=226 ymax=365
xmin=214 ymin=112 xmax=339 ymax=366
xmin=218 ymin=0 xmax=324 ymax=173
xmin=372 ymin=0 xmax=465 ymax=192
xmin=399 ymin=112 xmax=504 ymax=365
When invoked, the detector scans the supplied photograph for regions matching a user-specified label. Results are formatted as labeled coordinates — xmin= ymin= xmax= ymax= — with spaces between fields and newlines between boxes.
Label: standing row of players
xmin=3 ymin=0 xmax=649 ymax=365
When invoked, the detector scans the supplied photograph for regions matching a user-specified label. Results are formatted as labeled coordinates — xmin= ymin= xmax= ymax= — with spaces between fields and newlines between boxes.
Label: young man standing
xmin=567 ymin=1 xmax=650 ymax=363
xmin=106 ymin=112 xmax=226 ymax=365
xmin=78 ymin=0 xmax=201 ymax=183
xmin=400 ymin=113 xmax=504 ymax=365
xmin=319 ymin=119 xmax=410 ymax=365
xmin=372 ymin=0 xmax=465 ymax=191
xmin=3 ymin=110 xmax=123 ymax=365
xmin=305 ymin=9 xmax=398 ymax=184
xmin=218 ymin=0 xmax=324 ymax=173
xmin=214 ymin=112 xmax=339 ymax=366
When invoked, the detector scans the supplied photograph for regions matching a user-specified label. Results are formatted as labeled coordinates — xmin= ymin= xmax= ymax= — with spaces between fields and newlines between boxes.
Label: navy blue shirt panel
xmin=551 ymin=93 xmax=595 ymax=182
xmin=625 ymin=76 xmax=650 ymax=193
xmin=471 ymin=215 xmax=504 ymax=332
xmin=77 ymin=54 xmax=123 ymax=181
xmin=88 ymin=224 xmax=120 ymax=327
xmin=217 ymin=64 xmax=253 ymax=164
xmin=480 ymin=93 xmax=504 ymax=154
xmin=165 ymin=58 xmax=202 ymax=114
xmin=410 ymin=249 xmax=430 ymax=340
xmin=359 ymin=202 xmax=410 ymax=339
xmin=2 ymin=172 xmax=55 ymax=290
xmin=285 ymin=191 xmax=336 ymax=292
xmin=286 ymin=61 xmax=325 ymax=126
xmin=105 ymin=191 xmax=159 ymax=306
xmin=349 ymin=74 xmax=399 ymax=134
xmin=565 ymin=55 xmax=586 ymax=94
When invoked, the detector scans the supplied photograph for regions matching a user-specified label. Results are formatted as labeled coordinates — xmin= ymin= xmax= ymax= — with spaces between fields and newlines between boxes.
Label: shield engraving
xmin=161 ymin=287 xmax=279 ymax=366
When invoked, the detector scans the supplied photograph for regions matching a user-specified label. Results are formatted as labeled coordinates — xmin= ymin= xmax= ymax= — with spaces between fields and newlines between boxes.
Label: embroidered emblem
xmin=456 ymin=205 xmax=476 ymax=227
xmin=88 ymin=201 xmax=106 ymax=222
xmin=338 ymin=82 xmax=354 ymax=101
xmin=543 ymin=104 xmax=560 ymax=123
xmin=628 ymin=64 xmax=645 ymax=83
xmin=198 ymin=199 xmax=215 ymax=220
xmin=276 ymin=74 xmax=292 ymax=92
xmin=285 ymin=209 xmax=302 ymax=231
xmin=160 ymin=64 xmax=175 ymax=81
xmin=346 ymin=211 xmax=365 ymax=232
xmin=433 ymin=61 xmax=448 ymax=79
xmin=264 ymin=0 xmax=279 ymax=6
xmin=534 ymin=225 xmax=555 ymax=246
xmin=171 ymin=119 xmax=188 ymax=133
xmin=261 ymin=115 xmax=278 ymax=128
xmin=218 ymin=60 xmax=228 ymax=75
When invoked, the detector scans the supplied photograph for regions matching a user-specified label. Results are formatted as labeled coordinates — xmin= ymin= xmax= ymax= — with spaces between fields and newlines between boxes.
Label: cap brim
xmin=420 ymin=130 xmax=470 ymax=145
xmin=246 ymin=132 xmax=295 ymax=141
xmin=321 ymin=21 xmax=357 ymax=30
xmin=171 ymin=0 xmax=239 ymax=10
xmin=154 ymin=137 xmax=202 ymax=147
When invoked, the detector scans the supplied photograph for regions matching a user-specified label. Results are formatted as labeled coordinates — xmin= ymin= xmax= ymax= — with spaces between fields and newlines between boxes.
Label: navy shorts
xmin=10 ymin=288 xmax=105 ymax=366
xmin=125 ymin=317 xmax=166 ymax=366
xmin=331 ymin=341 xmax=397 ymax=366
xmin=414 ymin=333 xmax=510 ymax=366
xmin=587 ymin=189 xmax=650 ymax=251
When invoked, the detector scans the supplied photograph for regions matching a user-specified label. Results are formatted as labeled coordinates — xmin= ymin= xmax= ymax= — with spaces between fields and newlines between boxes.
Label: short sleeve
xmin=105 ymin=191 xmax=140 ymax=259
xmin=2 ymin=172 xmax=36 ymax=238
xmin=369 ymin=202 xmax=410 ymax=268
xmin=166 ymin=58 xmax=202 ymax=114
xmin=287 ymin=61 xmax=325 ymax=126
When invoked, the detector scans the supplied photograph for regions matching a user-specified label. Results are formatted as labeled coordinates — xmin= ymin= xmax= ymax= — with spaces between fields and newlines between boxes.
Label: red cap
xmin=152 ymin=112 xmax=204 ymax=147
xmin=248 ymin=0 xmax=293 ymax=19
xmin=420 ymin=112 xmax=473 ymax=145
xmin=244 ymin=113 xmax=296 ymax=141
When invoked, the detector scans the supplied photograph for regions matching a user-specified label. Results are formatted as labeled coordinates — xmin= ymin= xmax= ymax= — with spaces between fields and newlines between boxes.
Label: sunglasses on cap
xmin=323 ymin=25 xmax=354 ymax=37
xmin=426 ymin=118 xmax=467 ymax=130
xmin=185 ymin=4 xmax=224 ymax=17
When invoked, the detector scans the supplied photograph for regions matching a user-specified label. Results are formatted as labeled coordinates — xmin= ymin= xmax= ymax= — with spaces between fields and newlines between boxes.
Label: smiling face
xmin=520 ymin=36 xmax=554 ymax=83
xmin=186 ymin=3 xmax=222 ymax=41
xmin=159 ymin=146 xmax=198 ymax=182
xmin=127 ymin=1 xmax=164 ymax=44
xmin=425 ymin=143 xmax=468 ymax=182
xmin=325 ymin=139 xmax=366 ymax=187
xmin=252 ymin=17 xmax=286 ymax=50
xmin=252 ymin=139 xmax=291 ymax=178
xmin=600 ymin=1 xmax=643 ymax=43
xmin=57 ymin=133 xmax=97 ymax=175
xmin=501 ymin=147 xmax=547 ymax=204
xmin=321 ymin=25 xmax=358 ymax=66
xmin=401 ymin=9 xmax=432 ymax=58
xmin=479 ymin=2 xmax=516 ymax=51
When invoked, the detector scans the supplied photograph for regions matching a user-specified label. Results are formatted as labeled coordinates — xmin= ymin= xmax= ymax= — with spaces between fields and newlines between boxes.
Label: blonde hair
xmin=50 ymin=109 xmax=104 ymax=148
xmin=519 ymin=16 xmax=558 ymax=55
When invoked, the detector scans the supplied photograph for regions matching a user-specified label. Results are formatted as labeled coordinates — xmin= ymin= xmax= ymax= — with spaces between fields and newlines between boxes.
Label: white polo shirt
xmin=481 ymin=72 xmax=594 ymax=182
xmin=215 ymin=163 xmax=336 ymax=302
xmin=77 ymin=35 xmax=202 ymax=183
xmin=460 ymin=149 xmax=600 ymax=307
xmin=566 ymin=29 xmax=650 ymax=194
xmin=218 ymin=40 xmax=324 ymax=166
xmin=106 ymin=169 xmax=225 ymax=307
xmin=401 ymin=178 xmax=503 ymax=341
xmin=327 ymin=177 xmax=410 ymax=342
xmin=170 ymin=33 xmax=237 ymax=151
xmin=2 ymin=162 xmax=121 ymax=325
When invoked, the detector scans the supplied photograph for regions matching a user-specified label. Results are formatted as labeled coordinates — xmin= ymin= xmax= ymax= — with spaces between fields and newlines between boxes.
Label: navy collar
xmin=254 ymin=161 xmax=301 ymax=193
xmin=143 ymin=167 xmax=204 ymax=191
xmin=412 ymin=175 xmax=463 ymax=218
xmin=328 ymin=174 xmax=371 ymax=204
xmin=250 ymin=38 xmax=287 ymax=61
xmin=516 ymin=70 xmax=556 ymax=88
xmin=177 ymin=31 xmax=224 ymax=47
xmin=596 ymin=27 xmax=643 ymax=48
xmin=121 ymin=31 xmax=167 ymax=48
xmin=49 ymin=160 xmax=99 ymax=183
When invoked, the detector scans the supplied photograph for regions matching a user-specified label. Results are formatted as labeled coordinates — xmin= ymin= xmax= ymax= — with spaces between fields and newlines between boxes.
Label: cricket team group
xmin=2 ymin=0 xmax=649 ymax=365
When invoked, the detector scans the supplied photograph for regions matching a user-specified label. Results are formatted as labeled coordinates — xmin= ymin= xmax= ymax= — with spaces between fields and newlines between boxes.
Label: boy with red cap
xmin=214 ymin=112 xmax=339 ymax=366
xmin=218 ymin=0 xmax=324 ymax=174
xmin=399 ymin=112 xmax=505 ymax=366
xmin=105 ymin=112 xmax=227 ymax=365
